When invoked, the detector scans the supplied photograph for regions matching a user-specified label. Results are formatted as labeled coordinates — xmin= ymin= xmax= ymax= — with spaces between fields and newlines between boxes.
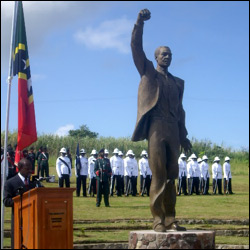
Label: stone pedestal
xmin=128 ymin=230 xmax=215 ymax=249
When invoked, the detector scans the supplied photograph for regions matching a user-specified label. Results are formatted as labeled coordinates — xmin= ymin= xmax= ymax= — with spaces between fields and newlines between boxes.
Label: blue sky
xmin=1 ymin=1 xmax=249 ymax=150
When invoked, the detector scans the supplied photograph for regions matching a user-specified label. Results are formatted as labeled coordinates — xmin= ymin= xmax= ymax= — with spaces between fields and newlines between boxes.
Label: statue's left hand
xmin=181 ymin=138 xmax=192 ymax=155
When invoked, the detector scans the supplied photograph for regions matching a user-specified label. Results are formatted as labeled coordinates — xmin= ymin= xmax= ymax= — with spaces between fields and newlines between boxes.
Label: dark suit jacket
xmin=131 ymin=22 xmax=188 ymax=142
xmin=3 ymin=174 xmax=36 ymax=249
xmin=3 ymin=174 xmax=36 ymax=207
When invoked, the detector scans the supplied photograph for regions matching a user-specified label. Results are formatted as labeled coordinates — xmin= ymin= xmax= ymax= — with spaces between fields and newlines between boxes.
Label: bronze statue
xmin=131 ymin=9 xmax=192 ymax=232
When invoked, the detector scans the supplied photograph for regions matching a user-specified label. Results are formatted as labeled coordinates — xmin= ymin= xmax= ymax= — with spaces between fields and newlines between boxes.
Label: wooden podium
xmin=13 ymin=187 xmax=75 ymax=249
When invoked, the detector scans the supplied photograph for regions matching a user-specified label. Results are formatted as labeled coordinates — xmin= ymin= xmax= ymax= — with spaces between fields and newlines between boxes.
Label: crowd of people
xmin=54 ymin=147 xmax=233 ymax=201
xmin=1 ymin=145 xmax=233 ymax=204
xmin=178 ymin=153 xmax=233 ymax=196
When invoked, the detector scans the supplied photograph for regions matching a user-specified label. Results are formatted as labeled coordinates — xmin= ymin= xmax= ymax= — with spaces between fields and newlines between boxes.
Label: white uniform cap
xmin=104 ymin=149 xmax=109 ymax=154
xmin=214 ymin=156 xmax=220 ymax=162
xmin=80 ymin=149 xmax=86 ymax=154
xmin=197 ymin=158 xmax=202 ymax=163
xmin=113 ymin=148 xmax=119 ymax=154
xmin=91 ymin=149 xmax=97 ymax=155
xmin=126 ymin=149 xmax=134 ymax=156
xmin=202 ymin=155 xmax=208 ymax=160
xmin=140 ymin=150 xmax=147 ymax=156
xmin=190 ymin=153 xmax=197 ymax=159
xmin=118 ymin=151 xmax=123 ymax=156
xmin=180 ymin=153 xmax=186 ymax=158
xmin=225 ymin=156 xmax=230 ymax=161
xmin=60 ymin=147 xmax=67 ymax=153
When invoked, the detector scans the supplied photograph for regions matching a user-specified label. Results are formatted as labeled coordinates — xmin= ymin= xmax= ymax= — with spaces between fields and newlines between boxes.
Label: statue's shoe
xmin=166 ymin=222 xmax=186 ymax=231
xmin=154 ymin=223 xmax=166 ymax=232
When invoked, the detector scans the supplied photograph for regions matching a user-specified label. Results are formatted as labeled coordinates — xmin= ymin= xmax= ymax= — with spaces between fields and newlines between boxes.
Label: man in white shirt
xmin=187 ymin=154 xmax=200 ymax=195
xmin=75 ymin=149 xmax=88 ymax=197
xmin=177 ymin=153 xmax=188 ymax=195
xmin=110 ymin=148 xmax=123 ymax=196
xmin=200 ymin=155 xmax=210 ymax=195
xmin=56 ymin=147 xmax=72 ymax=187
xmin=223 ymin=156 xmax=233 ymax=194
xmin=118 ymin=151 xmax=125 ymax=195
xmin=212 ymin=157 xmax=223 ymax=195
xmin=88 ymin=150 xmax=97 ymax=197
xmin=139 ymin=150 xmax=152 ymax=196
xmin=124 ymin=150 xmax=137 ymax=196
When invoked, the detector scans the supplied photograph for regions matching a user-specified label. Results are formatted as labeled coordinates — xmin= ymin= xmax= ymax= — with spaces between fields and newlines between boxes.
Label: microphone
xmin=35 ymin=176 xmax=51 ymax=182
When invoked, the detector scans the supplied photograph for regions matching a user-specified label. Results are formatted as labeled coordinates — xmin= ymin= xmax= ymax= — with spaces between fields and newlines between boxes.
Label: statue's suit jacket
xmin=131 ymin=22 xmax=188 ymax=142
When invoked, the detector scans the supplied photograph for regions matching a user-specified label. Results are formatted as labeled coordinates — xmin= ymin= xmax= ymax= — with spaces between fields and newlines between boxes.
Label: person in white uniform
xmin=75 ymin=149 xmax=88 ymax=197
xmin=177 ymin=153 xmax=188 ymax=195
xmin=124 ymin=150 xmax=137 ymax=196
xmin=110 ymin=148 xmax=123 ymax=196
xmin=223 ymin=156 xmax=233 ymax=194
xmin=88 ymin=150 xmax=97 ymax=197
xmin=212 ymin=156 xmax=223 ymax=195
xmin=56 ymin=147 xmax=72 ymax=187
xmin=187 ymin=154 xmax=200 ymax=195
xmin=139 ymin=150 xmax=152 ymax=196
xmin=118 ymin=151 xmax=125 ymax=195
xmin=200 ymin=155 xmax=210 ymax=195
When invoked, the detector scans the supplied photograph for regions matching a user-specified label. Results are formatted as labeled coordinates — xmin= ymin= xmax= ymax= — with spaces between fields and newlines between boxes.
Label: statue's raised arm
xmin=131 ymin=9 xmax=155 ymax=77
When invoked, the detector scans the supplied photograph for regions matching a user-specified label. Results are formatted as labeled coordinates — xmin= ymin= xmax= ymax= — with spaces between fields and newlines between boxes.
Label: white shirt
xmin=223 ymin=162 xmax=232 ymax=180
xmin=56 ymin=156 xmax=72 ymax=178
xmin=178 ymin=158 xmax=187 ymax=178
xmin=124 ymin=157 xmax=136 ymax=177
xmin=110 ymin=155 xmax=123 ymax=175
xmin=18 ymin=172 xmax=28 ymax=184
xmin=200 ymin=161 xmax=210 ymax=179
xmin=187 ymin=161 xmax=193 ymax=178
xmin=139 ymin=157 xmax=152 ymax=178
xmin=187 ymin=160 xmax=200 ymax=178
xmin=88 ymin=157 xmax=97 ymax=179
xmin=212 ymin=162 xmax=222 ymax=179
xmin=75 ymin=156 xmax=88 ymax=177
xmin=192 ymin=160 xmax=201 ymax=178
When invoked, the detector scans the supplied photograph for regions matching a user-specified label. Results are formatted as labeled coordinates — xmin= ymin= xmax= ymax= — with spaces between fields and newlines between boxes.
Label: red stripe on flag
xmin=15 ymin=77 xmax=37 ymax=165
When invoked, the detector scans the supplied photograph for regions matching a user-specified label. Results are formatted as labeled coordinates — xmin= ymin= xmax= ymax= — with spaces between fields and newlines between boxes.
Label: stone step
xmin=4 ymin=218 xmax=249 ymax=225
xmin=4 ymin=229 xmax=249 ymax=238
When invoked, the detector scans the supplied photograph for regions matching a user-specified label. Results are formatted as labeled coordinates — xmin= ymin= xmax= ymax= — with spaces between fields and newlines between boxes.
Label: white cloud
xmin=55 ymin=124 xmax=74 ymax=137
xmin=74 ymin=17 xmax=133 ymax=54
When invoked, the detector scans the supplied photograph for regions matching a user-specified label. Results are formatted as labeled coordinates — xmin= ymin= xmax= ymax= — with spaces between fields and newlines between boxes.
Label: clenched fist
xmin=137 ymin=9 xmax=151 ymax=24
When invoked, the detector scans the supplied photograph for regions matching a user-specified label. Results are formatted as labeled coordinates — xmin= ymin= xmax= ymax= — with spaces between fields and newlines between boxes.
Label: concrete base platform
xmin=128 ymin=230 xmax=215 ymax=249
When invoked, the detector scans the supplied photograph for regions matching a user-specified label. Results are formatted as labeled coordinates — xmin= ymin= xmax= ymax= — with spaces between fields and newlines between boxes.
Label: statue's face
xmin=156 ymin=47 xmax=172 ymax=68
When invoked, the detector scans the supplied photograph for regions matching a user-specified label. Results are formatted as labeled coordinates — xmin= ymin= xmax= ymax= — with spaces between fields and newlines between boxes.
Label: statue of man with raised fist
xmin=131 ymin=9 xmax=192 ymax=232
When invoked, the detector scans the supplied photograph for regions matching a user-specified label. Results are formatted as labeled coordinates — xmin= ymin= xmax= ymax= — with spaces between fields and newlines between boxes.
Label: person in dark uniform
xmin=3 ymin=158 xmax=36 ymax=249
xmin=36 ymin=146 xmax=43 ymax=176
xmin=38 ymin=147 xmax=49 ymax=179
xmin=94 ymin=148 xmax=112 ymax=207
xmin=28 ymin=146 xmax=36 ymax=174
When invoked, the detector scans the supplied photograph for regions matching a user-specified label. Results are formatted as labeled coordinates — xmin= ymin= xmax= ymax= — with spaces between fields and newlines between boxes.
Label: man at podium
xmin=3 ymin=158 xmax=36 ymax=249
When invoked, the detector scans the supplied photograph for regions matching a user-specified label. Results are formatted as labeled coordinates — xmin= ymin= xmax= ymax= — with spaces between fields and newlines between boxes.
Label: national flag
xmin=13 ymin=2 xmax=37 ymax=165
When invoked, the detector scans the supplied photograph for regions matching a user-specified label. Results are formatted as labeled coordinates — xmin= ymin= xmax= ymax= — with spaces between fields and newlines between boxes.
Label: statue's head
xmin=154 ymin=46 xmax=172 ymax=68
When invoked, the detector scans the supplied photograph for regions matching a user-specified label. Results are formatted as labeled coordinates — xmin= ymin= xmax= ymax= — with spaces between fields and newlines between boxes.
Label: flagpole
xmin=1 ymin=2 xmax=17 ymax=249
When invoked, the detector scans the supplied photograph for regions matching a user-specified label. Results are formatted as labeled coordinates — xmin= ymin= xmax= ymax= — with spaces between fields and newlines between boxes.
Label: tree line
xmin=1 ymin=129 xmax=248 ymax=168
